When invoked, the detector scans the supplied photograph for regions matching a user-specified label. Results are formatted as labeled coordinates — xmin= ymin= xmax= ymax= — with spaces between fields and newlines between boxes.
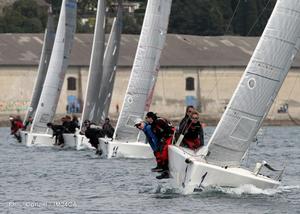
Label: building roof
xmin=1 ymin=33 xmax=300 ymax=68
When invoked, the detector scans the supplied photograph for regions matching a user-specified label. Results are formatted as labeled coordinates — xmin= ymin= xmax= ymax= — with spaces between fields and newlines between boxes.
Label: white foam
xmin=214 ymin=184 xmax=281 ymax=196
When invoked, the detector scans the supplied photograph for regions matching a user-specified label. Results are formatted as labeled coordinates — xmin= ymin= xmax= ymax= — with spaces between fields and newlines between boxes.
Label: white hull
xmin=20 ymin=130 xmax=28 ymax=144
xmin=21 ymin=132 xmax=75 ymax=148
xmin=168 ymin=145 xmax=280 ymax=194
xmin=21 ymin=131 xmax=93 ymax=150
xmin=24 ymin=132 xmax=55 ymax=147
xmin=64 ymin=134 xmax=95 ymax=150
xmin=98 ymin=138 xmax=153 ymax=159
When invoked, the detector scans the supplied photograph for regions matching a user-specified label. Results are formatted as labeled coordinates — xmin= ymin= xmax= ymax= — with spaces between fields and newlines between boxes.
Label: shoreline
xmin=1 ymin=113 xmax=299 ymax=127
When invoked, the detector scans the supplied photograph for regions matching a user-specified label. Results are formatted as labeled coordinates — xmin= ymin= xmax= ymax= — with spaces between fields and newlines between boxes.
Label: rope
xmin=225 ymin=0 xmax=241 ymax=33
xmin=246 ymin=0 xmax=273 ymax=36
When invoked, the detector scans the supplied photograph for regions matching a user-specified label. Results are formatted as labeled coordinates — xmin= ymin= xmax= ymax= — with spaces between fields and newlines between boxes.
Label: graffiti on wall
xmin=0 ymin=100 xmax=30 ymax=113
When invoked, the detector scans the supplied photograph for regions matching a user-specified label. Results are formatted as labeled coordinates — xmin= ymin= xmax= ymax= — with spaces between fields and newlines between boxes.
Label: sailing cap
xmin=134 ymin=118 xmax=144 ymax=126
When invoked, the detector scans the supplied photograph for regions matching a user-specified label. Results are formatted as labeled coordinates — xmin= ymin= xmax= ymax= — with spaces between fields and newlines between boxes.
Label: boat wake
xmin=278 ymin=185 xmax=300 ymax=192
xmin=212 ymin=185 xmax=281 ymax=196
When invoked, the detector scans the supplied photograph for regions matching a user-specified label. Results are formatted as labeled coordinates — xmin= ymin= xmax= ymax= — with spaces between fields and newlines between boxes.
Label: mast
xmin=30 ymin=0 xmax=77 ymax=133
xmin=205 ymin=0 xmax=300 ymax=167
xmin=113 ymin=0 xmax=172 ymax=141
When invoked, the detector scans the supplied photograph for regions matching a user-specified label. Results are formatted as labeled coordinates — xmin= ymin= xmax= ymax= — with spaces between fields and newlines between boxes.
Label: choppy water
xmin=0 ymin=127 xmax=299 ymax=214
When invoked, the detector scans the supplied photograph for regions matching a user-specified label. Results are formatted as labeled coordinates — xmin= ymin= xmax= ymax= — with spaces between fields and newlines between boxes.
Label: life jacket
xmin=11 ymin=120 xmax=24 ymax=134
xmin=151 ymin=117 xmax=174 ymax=141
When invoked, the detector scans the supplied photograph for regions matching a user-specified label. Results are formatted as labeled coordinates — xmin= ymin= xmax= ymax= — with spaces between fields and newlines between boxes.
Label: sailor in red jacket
xmin=10 ymin=115 xmax=24 ymax=142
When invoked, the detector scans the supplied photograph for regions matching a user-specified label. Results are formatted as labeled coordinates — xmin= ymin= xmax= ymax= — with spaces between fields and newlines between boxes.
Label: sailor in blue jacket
xmin=134 ymin=119 xmax=162 ymax=172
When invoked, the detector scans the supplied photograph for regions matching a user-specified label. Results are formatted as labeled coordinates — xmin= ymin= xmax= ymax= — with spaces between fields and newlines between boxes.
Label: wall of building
xmin=1 ymin=65 xmax=300 ymax=121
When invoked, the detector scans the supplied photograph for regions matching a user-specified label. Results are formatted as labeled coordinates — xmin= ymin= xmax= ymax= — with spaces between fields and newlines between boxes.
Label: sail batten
xmin=206 ymin=0 xmax=300 ymax=167
xmin=113 ymin=0 xmax=172 ymax=142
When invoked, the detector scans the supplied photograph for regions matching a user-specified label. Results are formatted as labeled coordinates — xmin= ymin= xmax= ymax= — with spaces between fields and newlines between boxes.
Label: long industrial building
xmin=0 ymin=34 xmax=299 ymax=122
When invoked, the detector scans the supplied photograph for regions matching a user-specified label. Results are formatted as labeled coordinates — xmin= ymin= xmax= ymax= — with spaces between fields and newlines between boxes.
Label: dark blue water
xmin=0 ymin=127 xmax=299 ymax=214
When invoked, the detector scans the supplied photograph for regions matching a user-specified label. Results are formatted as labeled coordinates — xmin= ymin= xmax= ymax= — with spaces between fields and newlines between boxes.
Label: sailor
xmin=83 ymin=120 xmax=105 ymax=155
xmin=180 ymin=110 xmax=204 ymax=150
xmin=10 ymin=115 xmax=24 ymax=142
xmin=102 ymin=117 xmax=114 ymax=138
xmin=66 ymin=115 xmax=79 ymax=133
xmin=177 ymin=105 xmax=194 ymax=138
xmin=47 ymin=122 xmax=65 ymax=146
xmin=134 ymin=118 xmax=162 ymax=172
xmin=23 ymin=116 xmax=33 ymax=131
xmin=145 ymin=112 xmax=175 ymax=179
xmin=71 ymin=115 xmax=80 ymax=128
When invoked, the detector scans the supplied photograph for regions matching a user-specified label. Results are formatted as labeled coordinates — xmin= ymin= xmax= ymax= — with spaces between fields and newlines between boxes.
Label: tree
xmin=122 ymin=14 xmax=140 ymax=34
xmin=169 ymin=0 xmax=225 ymax=36
xmin=0 ymin=0 xmax=47 ymax=33
xmin=232 ymin=0 xmax=276 ymax=36
xmin=0 ymin=0 xmax=276 ymax=35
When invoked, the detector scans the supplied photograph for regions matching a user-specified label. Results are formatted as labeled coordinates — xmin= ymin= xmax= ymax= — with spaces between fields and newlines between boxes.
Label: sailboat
xmin=66 ymin=0 xmax=123 ymax=150
xmin=24 ymin=0 xmax=77 ymax=147
xmin=63 ymin=0 xmax=106 ymax=150
xmin=20 ymin=8 xmax=55 ymax=143
xmin=98 ymin=0 xmax=172 ymax=159
xmin=168 ymin=0 xmax=300 ymax=194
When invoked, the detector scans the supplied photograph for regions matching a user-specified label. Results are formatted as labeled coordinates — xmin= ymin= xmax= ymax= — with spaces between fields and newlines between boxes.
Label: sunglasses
xmin=192 ymin=117 xmax=199 ymax=120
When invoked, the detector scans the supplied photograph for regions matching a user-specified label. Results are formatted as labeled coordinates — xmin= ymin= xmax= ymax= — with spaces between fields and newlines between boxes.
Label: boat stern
xmin=98 ymin=138 xmax=153 ymax=159
xmin=26 ymin=133 xmax=55 ymax=147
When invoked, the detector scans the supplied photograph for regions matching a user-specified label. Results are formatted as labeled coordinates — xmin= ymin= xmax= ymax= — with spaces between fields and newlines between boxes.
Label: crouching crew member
xmin=145 ymin=112 xmax=175 ymax=179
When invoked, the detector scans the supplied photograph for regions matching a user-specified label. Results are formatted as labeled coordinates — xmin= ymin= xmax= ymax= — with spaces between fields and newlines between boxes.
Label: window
xmin=67 ymin=77 xmax=76 ymax=90
xmin=186 ymin=77 xmax=195 ymax=91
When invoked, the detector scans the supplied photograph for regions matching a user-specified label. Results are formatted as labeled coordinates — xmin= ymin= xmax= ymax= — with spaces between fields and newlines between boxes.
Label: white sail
xmin=80 ymin=0 xmax=106 ymax=125
xmin=95 ymin=1 xmax=123 ymax=124
xmin=113 ymin=0 xmax=172 ymax=142
xmin=24 ymin=9 xmax=55 ymax=124
xmin=205 ymin=0 xmax=300 ymax=167
xmin=30 ymin=0 xmax=77 ymax=133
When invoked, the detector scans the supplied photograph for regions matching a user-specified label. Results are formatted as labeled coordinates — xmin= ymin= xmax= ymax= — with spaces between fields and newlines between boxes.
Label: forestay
xmin=95 ymin=1 xmax=123 ymax=124
xmin=205 ymin=0 xmax=300 ymax=167
xmin=80 ymin=0 xmax=106 ymax=125
xmin=23 ymin=9 xmax=55 ymax=124
xmin=113 ymin=0 xmax=172 ymax=142
xmin=30 ymin=0 xmax=77 ymax=133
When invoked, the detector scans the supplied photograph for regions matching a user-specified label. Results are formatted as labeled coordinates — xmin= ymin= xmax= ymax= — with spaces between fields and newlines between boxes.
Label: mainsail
xmin=23 ymin=9 xmax=55 ymax=124
xmin=205 ymin=0 xmax=300 ymax=167
xmin=113 ymin=0 xmax=172 ymax=141
xmin=95 ymin=1 xmax=123 ymax=124
xmin=30 ymin=0 xmax=77 ymax=133
xmin=80 ymin=0 xmax=106 ymax=125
